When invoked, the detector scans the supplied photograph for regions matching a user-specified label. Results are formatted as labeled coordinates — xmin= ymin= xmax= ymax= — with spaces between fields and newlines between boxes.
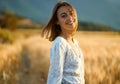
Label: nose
xmin=67 ymin=15 xmax=73 ymax=21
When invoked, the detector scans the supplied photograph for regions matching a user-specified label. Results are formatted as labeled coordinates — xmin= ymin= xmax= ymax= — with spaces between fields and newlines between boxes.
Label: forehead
xmin=57 ymin=6 xmax=74 ymax=15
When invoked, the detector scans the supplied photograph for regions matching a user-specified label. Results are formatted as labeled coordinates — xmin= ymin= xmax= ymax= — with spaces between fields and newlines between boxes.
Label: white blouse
xmin=47 ymin=36 xmax=85 ymax=84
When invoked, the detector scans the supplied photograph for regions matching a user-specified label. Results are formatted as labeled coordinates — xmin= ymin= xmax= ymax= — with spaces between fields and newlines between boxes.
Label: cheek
xmin=74 ymin=16 xmax=77 ymax=24
xmin=58 ymin=17 xmax=65 ymax=24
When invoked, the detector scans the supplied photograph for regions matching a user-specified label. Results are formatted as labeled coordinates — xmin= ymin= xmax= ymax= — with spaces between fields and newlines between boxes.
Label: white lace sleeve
xmin=47 ymin=41 xmax=66 ymax=84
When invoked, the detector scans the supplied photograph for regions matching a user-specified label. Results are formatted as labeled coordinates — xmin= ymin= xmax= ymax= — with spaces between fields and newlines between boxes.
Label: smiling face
xmin=57 ymin=5 xmax=77 ymax=33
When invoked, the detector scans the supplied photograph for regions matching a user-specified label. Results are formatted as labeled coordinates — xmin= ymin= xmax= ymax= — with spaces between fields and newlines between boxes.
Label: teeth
xmin=67 ymin=22 xmax=73 ymax=25
xmin=66 ymin=20 xmax=75 ymax=25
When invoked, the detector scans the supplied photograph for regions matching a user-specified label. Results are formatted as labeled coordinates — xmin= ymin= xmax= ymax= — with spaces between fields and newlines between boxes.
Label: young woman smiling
xmin=42 ymin=1 xmax=85 ymax=84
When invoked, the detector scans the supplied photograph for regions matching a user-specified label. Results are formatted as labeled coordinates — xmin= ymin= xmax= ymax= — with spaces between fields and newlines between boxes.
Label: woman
xmin=42 ymin=1 xmax=85 ymax=84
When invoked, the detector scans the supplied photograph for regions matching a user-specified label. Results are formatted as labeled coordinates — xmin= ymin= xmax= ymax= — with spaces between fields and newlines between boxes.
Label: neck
xmin=60 ymin=30 xmax=74 ymax=42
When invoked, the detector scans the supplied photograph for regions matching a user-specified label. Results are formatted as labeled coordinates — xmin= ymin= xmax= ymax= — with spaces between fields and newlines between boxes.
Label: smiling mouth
xmin=66 ymin=19 xmax=75 ymax=25
xmin=66 ymin=21 xmax=74 ymax=25
xmin=66 ymin=22 xmax=73 ymax=25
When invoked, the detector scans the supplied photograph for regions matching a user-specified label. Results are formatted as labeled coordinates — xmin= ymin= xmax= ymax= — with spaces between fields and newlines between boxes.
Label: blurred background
xmin=0 ymin=0 xmax=120 ymax=84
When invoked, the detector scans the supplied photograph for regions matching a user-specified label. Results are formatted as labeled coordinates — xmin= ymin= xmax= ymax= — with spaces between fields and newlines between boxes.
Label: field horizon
xmin=0 ymin=29 xmax=120 ymax=84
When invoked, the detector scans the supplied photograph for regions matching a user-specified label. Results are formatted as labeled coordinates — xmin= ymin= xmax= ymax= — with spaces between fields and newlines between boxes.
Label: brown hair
xmin=41 ymin=1 xmax=78 ymax=41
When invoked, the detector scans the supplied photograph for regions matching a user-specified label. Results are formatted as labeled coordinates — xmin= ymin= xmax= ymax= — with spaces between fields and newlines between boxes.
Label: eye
xmin=69 ymin=11 xmax=74 ymax=16
xmin=61 ymin=14 xmax=67 ymax=18
xmin=70 ymin=12 xmax=73 ymax=15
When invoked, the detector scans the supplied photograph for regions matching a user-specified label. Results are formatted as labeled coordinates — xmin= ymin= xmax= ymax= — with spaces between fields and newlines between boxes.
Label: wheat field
xmin=0 ymin=29 xmax=120 ymax=84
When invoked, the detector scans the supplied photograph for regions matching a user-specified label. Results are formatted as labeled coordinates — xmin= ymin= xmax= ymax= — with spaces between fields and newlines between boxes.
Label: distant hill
xmin=78 ymin=21 xmax=116 ymax=31
xmin=0 ymin=8 xmax=118 ymax=31
xmin=0 ymin=9 xmax=42 ymax=29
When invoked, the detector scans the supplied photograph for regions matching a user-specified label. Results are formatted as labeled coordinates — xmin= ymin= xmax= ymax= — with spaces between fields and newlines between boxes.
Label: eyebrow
xmin=59 ymin=10 xmax=73 ymax=15
xmin=60 ymin=12 xmax=67 ymax=15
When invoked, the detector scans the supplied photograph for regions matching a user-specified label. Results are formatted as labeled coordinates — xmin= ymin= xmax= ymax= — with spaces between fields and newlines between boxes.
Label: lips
xmin=66 ymin=22 xmax=73 ymax=25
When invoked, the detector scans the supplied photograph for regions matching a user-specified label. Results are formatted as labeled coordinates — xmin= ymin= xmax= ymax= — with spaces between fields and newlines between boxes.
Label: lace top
xmin=47 ymin=36 xmax=85 ymax=84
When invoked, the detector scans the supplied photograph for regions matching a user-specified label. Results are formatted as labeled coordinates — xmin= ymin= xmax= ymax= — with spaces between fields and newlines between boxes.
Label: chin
xmin=68 ymin=25 xmax=75 ymax=29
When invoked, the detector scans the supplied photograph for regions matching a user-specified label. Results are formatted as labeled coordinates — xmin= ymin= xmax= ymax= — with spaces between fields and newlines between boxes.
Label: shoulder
xmin=51 ymin=36 xmax=67 ymax=50
xmin=73 ymin=38 xmax=83 ymax=55
xmin=73 ymin=38 xmax=79 ymax=46
xmin=73 ymin=38 xmax=82 ymax=49
xmin=53 ymin=36 xmax=67 ymax=45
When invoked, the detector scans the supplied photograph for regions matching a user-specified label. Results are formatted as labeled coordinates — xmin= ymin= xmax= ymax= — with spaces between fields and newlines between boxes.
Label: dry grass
xmin=76 ymin=31 xmax=120 ymax=84
xmin=0 ymin=29 xmax=120 ymax=84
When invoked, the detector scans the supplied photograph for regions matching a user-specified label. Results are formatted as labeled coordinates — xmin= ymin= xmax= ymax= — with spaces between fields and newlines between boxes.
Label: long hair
xmin=41 ymin=1 xmax=78 ymax=41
